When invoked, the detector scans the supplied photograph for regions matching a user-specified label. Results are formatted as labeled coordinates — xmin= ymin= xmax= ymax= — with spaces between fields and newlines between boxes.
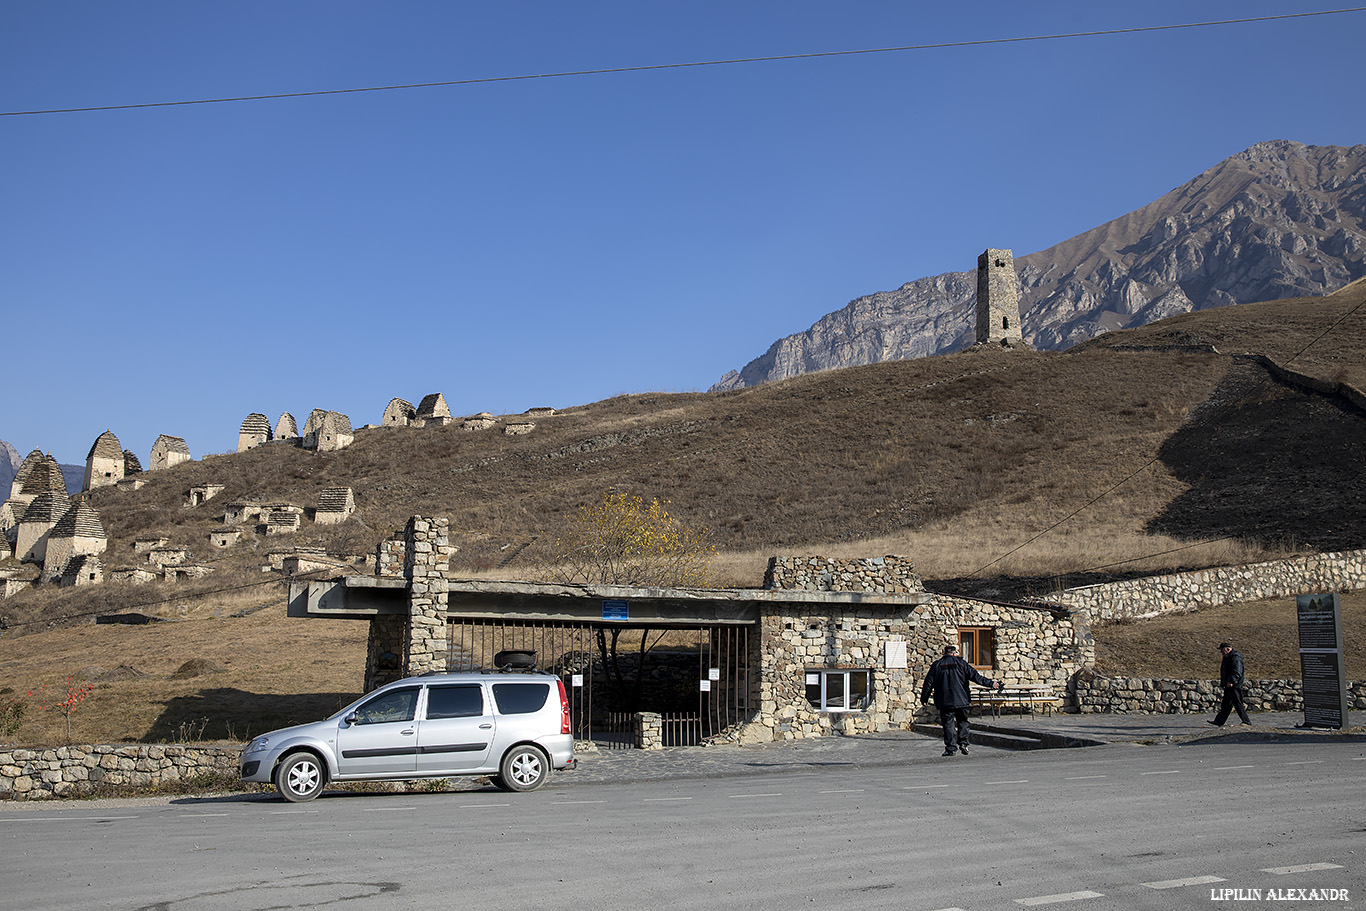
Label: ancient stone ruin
xmin=82 ymin=430 xmax=124 ymax=491
xmin=382 ymin=398 xmax=416 ymax=427
xmin=150 ymin=435 xmax=191 ymax=471
xmin=976 ymin=248 xmax=1025 ymax=347
xmin=187 ymin=485 xmax=224 ymax=507
xmin=42 ymin=501 xmax=107 ymax=584
xmin=237 ymin=414 xmax=272 ymax=452
xmin=301 ymin=410 xmax=353 ymax=452
xmin=314 ymin=487 xmax=356 ymax=525
xmin=413 ymin=393 xmax=452 ymax=428
xmin=275 ymin=413 xmax=299 ymax=441
xmin=462 ymin=413 xmax=496 ymax=431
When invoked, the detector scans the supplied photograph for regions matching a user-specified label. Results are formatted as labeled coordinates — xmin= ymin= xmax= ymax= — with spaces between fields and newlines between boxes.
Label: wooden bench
xmin=971 ymin=684 xmax=1062 ymax=717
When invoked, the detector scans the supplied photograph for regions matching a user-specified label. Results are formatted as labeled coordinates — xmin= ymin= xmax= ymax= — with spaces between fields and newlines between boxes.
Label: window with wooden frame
xmin=958 ymin=627 xmax=996 ymax=671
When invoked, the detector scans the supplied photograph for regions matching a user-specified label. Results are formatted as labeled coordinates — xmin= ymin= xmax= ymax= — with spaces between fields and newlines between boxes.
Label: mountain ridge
xmin=713 ymin=140 xmax=1366 ymax=391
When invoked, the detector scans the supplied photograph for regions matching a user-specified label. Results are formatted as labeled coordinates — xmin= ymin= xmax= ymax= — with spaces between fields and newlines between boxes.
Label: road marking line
xmin=1284 ymin=760 xmax=1324 ymax=766
xmin=1141 ymin=770 xmax=1181 ymax=775
xmin=1014 ymin=890 xmax=1104 ymax=905
xmin=819 ymin=789 xmax=864 ymax=794
xmin=903 ymin=784 xmax=952 ymax=789
xmin=1142 ymin=875 xmax=1226 ymax=889
xmin=986 ymin=779 xmax=1029 ymax=785
xmin=643 ymin=797 xmax=693 ymax=802
xmin=363 ymin=806 xmax=418 ymax=812
xmin=0 ymin=815 xmax=141 ymax=822
xmin=554 ymin=800 xmax=605 ymax=805
xmin=730 ymin=793 xmax=784 ymax=799
xmin=1262 ymin=863 xmax=1343 ymax=875
xmin=270 ymin=810 xmax=319 ymax=815
xmin=456 ymin=803 xmax=510 ymax=809
xmin=1213 ymin=765 xmax=1254 ymax=770
xmin=179 ymin=813 xmax=230 ymax=818
xmin=1064 ymin=775 xmax=1107 ymax=780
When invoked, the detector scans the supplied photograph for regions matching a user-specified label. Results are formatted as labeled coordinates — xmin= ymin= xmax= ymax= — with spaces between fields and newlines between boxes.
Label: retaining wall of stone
xmin=0 ymin=744 xmax=241 ymax=800
xmin=1050 ymin=549 xmax=1366 ymax=622
xmin=1072 ymin=675 xmax=1366 ymax=715
xmin=764 ymin=555 xmax=923 ymax=593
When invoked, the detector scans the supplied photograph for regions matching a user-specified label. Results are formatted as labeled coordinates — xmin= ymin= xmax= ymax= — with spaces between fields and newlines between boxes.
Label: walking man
xmin=1209 ymin=640 xmax=1252 ymax=726
xmin=920 ymin=644 xmax=1004 ymax=756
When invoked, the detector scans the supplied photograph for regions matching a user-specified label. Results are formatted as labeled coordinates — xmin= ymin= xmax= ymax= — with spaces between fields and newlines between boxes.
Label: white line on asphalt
xmin=1262 ymin=863 xmax=1343 ymax=875
xmin=1014 ymin=890 xmax=1104 ymax=905
xmin=929 ymin=907 xmax=969 ymax=911
xmin=729 ymin=793 xmax=784 ymax=799
xmin=1284 ymin=761 xmax=1324 ymax=766
xmin=0 ymin=815 xmax=141 ymax=822
xmin=362 ymin=806 xmax=418 ymax=812
xmin=270 ymin=810 xmax=319 ymax=815
xmin=1141 ymin=770 xmax=1182 ymax=776
xmin=1212 ymin=765 xmax=1254 ymax=770
xmin=1141 ymin=875 xmax=1226 ymax=889
xmin=1064 ymin=775 xmax=1107 ymax=780
xmin=457 ymin=803 xmax=511 ymax=809
xmin=903 ymin=784 xmax=952 ymax=789
xmin=819 ymin=789 xmax=864 ymax=794
xmin=643 ymin=797 xmax=693 ymax=802
xmin=985 ymin=780 xmax=1029 ymax=785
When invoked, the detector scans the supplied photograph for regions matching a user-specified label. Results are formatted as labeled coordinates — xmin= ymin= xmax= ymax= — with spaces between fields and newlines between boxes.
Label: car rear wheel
xmin=499 ymin=745 xmax=549 ymax=792
xmin=275 ymin=752 xmax=326 ymax=802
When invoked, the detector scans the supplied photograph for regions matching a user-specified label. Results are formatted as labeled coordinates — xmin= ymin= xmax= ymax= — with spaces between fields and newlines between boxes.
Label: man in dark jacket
xmin=1209 ymin=641 xmax=1252 ymax=726
xmin=920 ymin=645 xmax=1003 ymax=756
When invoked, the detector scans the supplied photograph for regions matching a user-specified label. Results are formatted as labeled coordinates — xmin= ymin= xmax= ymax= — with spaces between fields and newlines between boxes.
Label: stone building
xmin=382 ymin=398 xmax=416 ymax=428
xmin=302 ymin=411 xmax=353 ymax=452
xmin=237 ymin=414 xmax=272 ymax=452
xmin=60 ymin=554 xmax=103 ymax=587
xmin=222 ymin=502 xmax=266 ymax=526
xmin=82 ymin=430 xmax=124 ymax=491
xmin=262 ymin=506 xmax=303 ymax=535
xmin=42 ymin=501 xmax=107 ymax=583
xmin=314 ymin=487 xmax=356 ymax=525
xmin=187 ymin=484 xmax=224 ymax=507
xmin=275 ymin=413 xmax=299 ymax=441
xmin=150 ymin=435 xmax=191 ymax=471
xmin=15 ymin=491 xmax=71 ymax=565
xmin=462 ymin=413 xmax=496 ymax=431
xmin=976 ymin=248 xmax=1025 ymax=347
xmin=8 ymin=449 xmax=44 ymax=500
xmin=122 ymin=450 xmax=143 ymax=475
xmin=413 ymin=394 xmax=452 ymax=428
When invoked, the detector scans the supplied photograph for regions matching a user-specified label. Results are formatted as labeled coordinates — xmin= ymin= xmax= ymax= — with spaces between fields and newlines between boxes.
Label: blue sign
xmin=602 ymin=599 xmax=629 ymax=621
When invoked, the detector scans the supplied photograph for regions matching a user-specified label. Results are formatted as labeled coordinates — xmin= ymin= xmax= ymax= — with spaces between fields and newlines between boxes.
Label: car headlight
xmin=244 ymin=736 xmax=270 ymax=755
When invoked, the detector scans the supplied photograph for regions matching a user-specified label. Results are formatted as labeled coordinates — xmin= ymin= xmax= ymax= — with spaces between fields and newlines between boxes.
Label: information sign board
xmin=1296 ymin=594 xmax=1348 ymax=730
xmin=602 ymin=599 xmax=629 ymax=621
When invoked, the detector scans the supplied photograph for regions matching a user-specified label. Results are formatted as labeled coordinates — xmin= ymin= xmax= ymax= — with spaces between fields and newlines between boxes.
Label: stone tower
xmin=83 ymin=430 xmax=124 ymax=491
xmin=976 ymin=249 xmax=1024 ymax=347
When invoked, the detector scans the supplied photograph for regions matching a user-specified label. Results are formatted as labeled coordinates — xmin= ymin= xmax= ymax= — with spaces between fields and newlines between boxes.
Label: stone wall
xmin=0 ymin=745 xmax=240 ymax=800
xmin=1073 ymin=674 xmax=1366 ymax=715
xmin=1050 ymin=549 xmax=1366 ymax=622
xmin=764 ymin=555 xmax=923 ymax=593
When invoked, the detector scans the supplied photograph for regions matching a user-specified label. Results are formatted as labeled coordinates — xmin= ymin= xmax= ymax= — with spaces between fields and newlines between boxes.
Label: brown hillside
xmin=2 ymin=285 xmax=1365 ymax=745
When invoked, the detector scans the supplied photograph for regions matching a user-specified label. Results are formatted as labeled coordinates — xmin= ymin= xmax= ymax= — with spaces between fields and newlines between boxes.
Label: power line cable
xmin=3 ymin=8 xmax=1364 ymax=117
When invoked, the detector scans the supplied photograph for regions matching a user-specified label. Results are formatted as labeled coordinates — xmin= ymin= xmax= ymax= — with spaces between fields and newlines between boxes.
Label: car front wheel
xmin=275 ymin=752 xmax=326 ymax=802
xmin=499 ymin=745 xmax=549 ymax=792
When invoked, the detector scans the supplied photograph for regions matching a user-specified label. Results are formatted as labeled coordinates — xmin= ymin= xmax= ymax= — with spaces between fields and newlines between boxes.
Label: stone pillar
xmin=403 ymin=516 xmax=453 ymax=678
xmin=976 ymin=248 xmax=1025 ymax=347
xmin=635 ymin=712 xmax=663 ymax=751
xmin=363 ymin=615 xmax=406 ymax=692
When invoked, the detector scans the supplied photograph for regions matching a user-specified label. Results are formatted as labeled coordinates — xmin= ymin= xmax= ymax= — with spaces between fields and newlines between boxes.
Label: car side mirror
xmin=344 ymin=712 xmax=358 ymax=726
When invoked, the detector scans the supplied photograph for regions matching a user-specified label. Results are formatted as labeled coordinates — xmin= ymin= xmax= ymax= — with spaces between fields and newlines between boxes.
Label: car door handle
xmin=401 ymin=729 xmax=415 ymax=735
xmin=479 ymin=724 xmax=493 ymax=730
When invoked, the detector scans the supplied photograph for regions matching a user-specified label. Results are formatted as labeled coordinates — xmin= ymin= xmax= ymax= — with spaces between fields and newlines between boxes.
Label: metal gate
xmin=447 ymin=620 xmax=751 ymax=748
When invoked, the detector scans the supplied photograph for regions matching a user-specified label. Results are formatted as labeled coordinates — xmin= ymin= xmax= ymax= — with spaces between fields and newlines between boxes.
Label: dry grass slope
xmin=2 ymin=282 xmax=1365 ymax=746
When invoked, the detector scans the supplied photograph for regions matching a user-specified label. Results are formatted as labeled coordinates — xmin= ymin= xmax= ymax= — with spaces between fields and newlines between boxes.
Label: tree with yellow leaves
xmin=552 ymin=490 xmax=715 ymax=588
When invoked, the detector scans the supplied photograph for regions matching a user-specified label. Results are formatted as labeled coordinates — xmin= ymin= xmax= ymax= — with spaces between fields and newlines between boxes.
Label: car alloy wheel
xmin=499 ymin=745 xmax=549 ymax=792
xmin=276 ymin=752 xmax=325 ymax=802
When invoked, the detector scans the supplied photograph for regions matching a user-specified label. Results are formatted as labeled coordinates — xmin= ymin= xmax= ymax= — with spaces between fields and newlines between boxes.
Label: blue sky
xmin=3 ymin=2 xmax=1363 ymax=466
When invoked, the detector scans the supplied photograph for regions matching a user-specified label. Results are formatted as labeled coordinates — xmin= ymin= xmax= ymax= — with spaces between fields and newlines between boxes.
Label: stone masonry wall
xmin=765 ymin=555 xmax=923 ymax=593
xmin=1073 ymin=674 xmax=1366 ymax=715
xmin=1050 ymin=549 xmax=1366 ymax=622
xmin=0 ymin=745 xmax=240 ymax=800
xmin=404 ymin=516 xmax=453 ymax=677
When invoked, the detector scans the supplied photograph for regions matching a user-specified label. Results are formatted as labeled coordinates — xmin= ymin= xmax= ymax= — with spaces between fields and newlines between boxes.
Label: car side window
xmin=425 ymin=684 xmax=485 ymax=719
xmin=491 ymin=683 xmax=550 ymax=715
xmin=352 ymin=687 xmax=419 ymax=725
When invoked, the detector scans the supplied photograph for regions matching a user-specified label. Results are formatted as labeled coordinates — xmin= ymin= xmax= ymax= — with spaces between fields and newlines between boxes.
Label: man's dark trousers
xmin=1213 ymin=685 xmax=1250 ymax=725
xmin=939 ymin=706 xmax=971 ymax=751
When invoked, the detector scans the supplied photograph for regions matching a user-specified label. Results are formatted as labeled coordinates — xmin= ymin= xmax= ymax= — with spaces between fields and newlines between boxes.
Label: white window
xmin=805 ymin=669 xmax=870 ymax=712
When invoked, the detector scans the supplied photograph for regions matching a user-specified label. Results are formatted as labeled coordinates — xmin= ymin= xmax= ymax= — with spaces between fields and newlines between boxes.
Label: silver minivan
xmin=240 ymin=671 xmax=575 ymax=801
